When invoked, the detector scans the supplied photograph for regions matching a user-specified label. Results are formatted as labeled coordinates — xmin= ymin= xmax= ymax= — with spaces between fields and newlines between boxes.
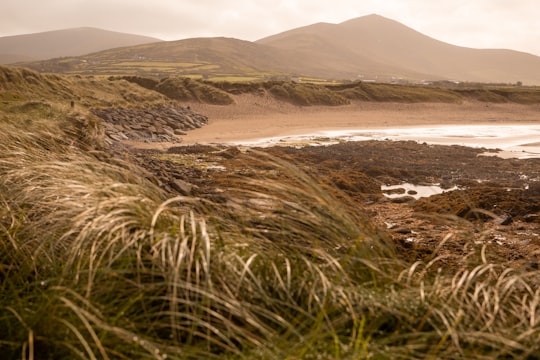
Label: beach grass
xmin=3 ymin=115 xmax=540 ymax=359
xmin=2 ymin=65 xmax=540 ymax=358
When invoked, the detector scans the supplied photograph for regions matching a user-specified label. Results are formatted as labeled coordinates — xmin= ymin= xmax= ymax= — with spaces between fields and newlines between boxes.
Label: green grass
xmin=114 ymin=62 xmax=204 ymax=68
xmin=206 ymin=76 xmax=262 ymax=83
xmin=3 ymin=64 xmax=540 ymax=358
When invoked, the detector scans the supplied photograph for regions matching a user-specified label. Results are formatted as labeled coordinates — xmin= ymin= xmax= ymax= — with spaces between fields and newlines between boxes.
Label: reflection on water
xmin=381 ymin=183 xmax=460 ymax=200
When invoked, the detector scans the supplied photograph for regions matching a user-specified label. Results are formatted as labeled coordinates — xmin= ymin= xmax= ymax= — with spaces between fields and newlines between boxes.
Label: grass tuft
xmin=3 ymin=66 xmax=540 ymax=358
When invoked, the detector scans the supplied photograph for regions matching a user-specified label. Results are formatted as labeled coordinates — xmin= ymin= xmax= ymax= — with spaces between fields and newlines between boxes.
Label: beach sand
xmin=182 ymin=95 xmax=540 ymax=145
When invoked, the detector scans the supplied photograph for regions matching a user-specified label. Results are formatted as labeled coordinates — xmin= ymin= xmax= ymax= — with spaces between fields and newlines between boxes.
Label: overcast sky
xmin=2 ymin=0 xmax=540 ymax=56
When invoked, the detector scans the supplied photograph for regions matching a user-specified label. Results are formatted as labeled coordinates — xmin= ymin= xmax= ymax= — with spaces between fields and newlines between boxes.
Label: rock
xmin=493 ymin=214 xmax=513 ymax=226
xmin=169 ymin=179 xmax=195 ymax=195
xmin=109 ymin=133 xmax=126 ymax=141
xmin=130 ymin=123 xmax=144 ymax=130
xmin=390 ymin=196 xmax=415 ymax=203
xmin=392 ymin=227 xmax=412 ymax=234
xmin=163 ymin=127 xmax=175 ymax=137
xmin=524 ymin=214 xmax=539 ymax=223
xmin=116 ymin=132 xmax=128 ymax=140
xmin=90 ymin=105 xmax=208 ymax=144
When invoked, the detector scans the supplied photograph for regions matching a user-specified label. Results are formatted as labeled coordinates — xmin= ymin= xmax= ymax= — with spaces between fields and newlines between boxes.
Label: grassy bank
xmin=2 ymin=65 xmax=540 ymax=358
xmin=117 ymin=75 xmax=540 ymax=106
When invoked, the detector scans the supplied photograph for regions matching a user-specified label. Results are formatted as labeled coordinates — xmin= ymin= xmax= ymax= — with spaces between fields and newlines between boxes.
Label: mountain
xmin=257 ymin=14 xmax=540 ymax=84
xmin=0 ymin=27 xmax=161 ymax=64
xmin=16 ymin=15 xmax=540 ymax=84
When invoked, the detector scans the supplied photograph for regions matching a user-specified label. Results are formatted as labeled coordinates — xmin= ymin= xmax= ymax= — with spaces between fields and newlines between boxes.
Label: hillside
xmin=17 ymin=14 xmax=540 ymax=84
xmin=21 ymin=37 xmax=297 ymax=78
xmin=258 ymin=14 xmax=540 ymax=84
xmin=0 ymin=27 xmax=161 ymax=64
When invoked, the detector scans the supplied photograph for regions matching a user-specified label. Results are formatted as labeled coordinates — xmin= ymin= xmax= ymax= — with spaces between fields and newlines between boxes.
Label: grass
xmin=154 ymin=77 xmax=234 ymax=105
xmin=119 ymin=74 xmax=540 ymax=106
xmin=331 ymin=82 xmax=463 ymax=103
xmin=2 ymin=64 xmax=540 ymax=358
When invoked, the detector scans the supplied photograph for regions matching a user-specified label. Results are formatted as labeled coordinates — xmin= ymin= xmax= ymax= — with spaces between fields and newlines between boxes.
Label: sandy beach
xmin=182 ymin=95 xmax=540 ymax=145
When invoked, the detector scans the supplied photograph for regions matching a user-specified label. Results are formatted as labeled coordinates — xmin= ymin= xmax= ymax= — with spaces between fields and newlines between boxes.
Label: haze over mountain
xmin=13 ymin=15 xmax=540 ymax=84
xmin=0 ymin=27 xmax=161 ymax=64
xmin=258 ymin=14 xmax=540 ymax=84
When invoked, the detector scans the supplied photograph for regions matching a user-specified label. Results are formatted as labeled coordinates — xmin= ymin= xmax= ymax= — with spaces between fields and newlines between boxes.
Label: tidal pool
xmin=381 ymin=183 xmax=460 ymax=200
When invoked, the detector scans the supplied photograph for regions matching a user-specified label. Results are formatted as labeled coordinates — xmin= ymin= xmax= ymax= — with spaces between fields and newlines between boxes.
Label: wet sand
xmin=183 ymin=96 xmax=540 ymax=145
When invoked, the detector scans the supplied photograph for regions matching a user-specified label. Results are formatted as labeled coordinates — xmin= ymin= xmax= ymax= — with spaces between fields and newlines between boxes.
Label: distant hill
xmin=257 ymin=14 xmax=540 ymax=84
xmin=16 ymin=16 xmax=540 ymax=84
xmin=20 ymin=37 xmax=306 ymax=79
xmin=0 ymin=27 xmax=161 ymax=64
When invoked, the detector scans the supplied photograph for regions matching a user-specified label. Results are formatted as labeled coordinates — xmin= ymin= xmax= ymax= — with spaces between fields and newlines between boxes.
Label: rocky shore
xmin=91 ymin=105 xmax=208 ymax=144
xmin=128 ymin=140 xmax=540 ymax=270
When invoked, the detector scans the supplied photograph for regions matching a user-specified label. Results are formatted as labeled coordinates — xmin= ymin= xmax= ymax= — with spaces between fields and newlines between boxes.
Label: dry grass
xmin=2 ymin=65 xmax=540 ymax=359
xmin=154 ymin=77 xmax=234 ymax=105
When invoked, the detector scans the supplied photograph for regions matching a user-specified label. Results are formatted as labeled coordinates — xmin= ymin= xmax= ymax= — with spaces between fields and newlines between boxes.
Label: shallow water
xmin=381 ymin=183 xmax=460 ymax=200
xmin=238 ymin=125 xmax=540 ymax=159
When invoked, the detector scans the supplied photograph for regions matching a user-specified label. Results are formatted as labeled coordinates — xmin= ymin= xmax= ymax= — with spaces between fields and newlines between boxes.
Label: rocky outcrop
xmin=91 ymin=105 xmax=208 ymax=144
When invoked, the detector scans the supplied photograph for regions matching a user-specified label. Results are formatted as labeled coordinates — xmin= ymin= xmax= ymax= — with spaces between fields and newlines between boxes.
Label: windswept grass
xmin=331 ymin=82 xmax=463 ymax=103
xmin=153 ymin=77 xmax=234 ymax=105
xmin=2 ymin=65 xmax=540 ymax=358
xmin=0 ymin=65 xmax=168 ymax=109
xmin=120 ymin=74 xmax=540 ymax=106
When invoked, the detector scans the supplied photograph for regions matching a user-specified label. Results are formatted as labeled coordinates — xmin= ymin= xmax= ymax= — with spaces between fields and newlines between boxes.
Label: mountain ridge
xmin=10 ymin=14 xmax=540 ymax=84
xmin=0 ymin=27 xmax=162 ymax=64
xmin=257 ymin=14 xmax=540 ymax=84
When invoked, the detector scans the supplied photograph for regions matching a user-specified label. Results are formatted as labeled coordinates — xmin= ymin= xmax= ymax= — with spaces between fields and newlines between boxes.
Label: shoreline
xmin=182 ymin=98 xmax=540 ymax=145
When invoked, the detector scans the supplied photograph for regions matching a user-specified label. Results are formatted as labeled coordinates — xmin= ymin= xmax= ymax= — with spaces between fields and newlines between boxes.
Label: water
xmin=381 ymin=183 xmax=460 ymax=200
xmin=321 ymin=125 xmax=540 ymax=159
xmin=238 ymin=125 xmax=540 ymax=159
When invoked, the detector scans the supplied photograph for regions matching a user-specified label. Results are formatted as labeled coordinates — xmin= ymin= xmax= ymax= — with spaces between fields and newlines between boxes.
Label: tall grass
xmin=2 ymin=105 xmax=540 ymax=359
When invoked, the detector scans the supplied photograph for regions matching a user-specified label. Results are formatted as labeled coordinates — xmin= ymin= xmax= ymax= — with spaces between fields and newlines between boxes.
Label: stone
xmin=169 ymin=179 xmax=195 ymax=195
xmin=392 ymin=227 xmax=412 ymax=234
xmin=493 ymin=214 xmax=513 ymax=226
xmin=90 ymin=105 xmax=208 ymax=143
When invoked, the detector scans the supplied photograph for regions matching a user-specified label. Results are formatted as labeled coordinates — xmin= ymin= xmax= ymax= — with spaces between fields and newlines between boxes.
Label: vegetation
xmin=329 ymin=82 xmax=463 ymax=103
xmin=267 ymin=82 xmax=349 ymax=106
xmin=153 ymin=77 xmax=234 ymax=105
xmin=115 ymin=75 xmax=540 ymax=106
xmin=2 ymin=65 xmax=540 ymax=358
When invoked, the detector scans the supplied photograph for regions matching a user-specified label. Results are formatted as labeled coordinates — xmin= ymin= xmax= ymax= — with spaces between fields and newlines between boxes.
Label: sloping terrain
xmin=17 ymin=15 xmax=540 ymax=84
xmin=258 ymin=14 xmax=540 ymax=84
xmin=120 ymin=75 xmax=540 ymax=106
xmin=21 ymin=37 xmax=299 ymax=78
xmin=0 ymin=27 xmax=161 ymax=64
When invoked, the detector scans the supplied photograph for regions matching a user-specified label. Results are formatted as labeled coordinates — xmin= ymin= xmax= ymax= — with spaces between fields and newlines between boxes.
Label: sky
xmin=2 ymin=0 xmax=540 ymax=56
